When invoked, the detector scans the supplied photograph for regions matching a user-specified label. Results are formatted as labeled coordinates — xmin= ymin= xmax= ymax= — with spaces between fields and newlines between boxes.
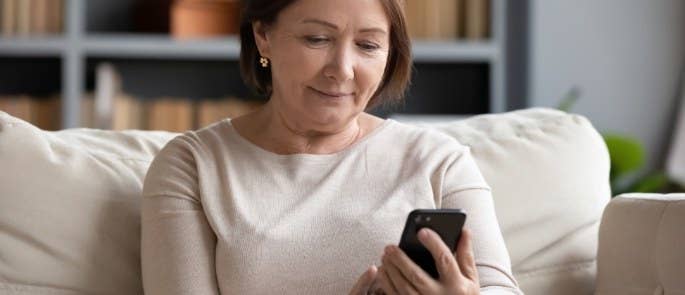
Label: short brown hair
xmin=239 ymin=0 xmax=412 ymax=110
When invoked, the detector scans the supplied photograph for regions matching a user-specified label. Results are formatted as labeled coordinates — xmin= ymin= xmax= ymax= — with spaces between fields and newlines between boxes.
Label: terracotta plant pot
xmin=171 ymin=0 xmax=241 ymax=39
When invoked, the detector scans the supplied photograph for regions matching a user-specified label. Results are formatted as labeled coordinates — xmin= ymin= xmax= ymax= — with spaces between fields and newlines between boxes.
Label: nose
xmin=323 ymin=43 xmax=355 ymax=83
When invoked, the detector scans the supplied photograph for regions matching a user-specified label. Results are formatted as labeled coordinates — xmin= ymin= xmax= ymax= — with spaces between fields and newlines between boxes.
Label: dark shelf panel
xmin=0 ymin=57 xmax=62 ymax=96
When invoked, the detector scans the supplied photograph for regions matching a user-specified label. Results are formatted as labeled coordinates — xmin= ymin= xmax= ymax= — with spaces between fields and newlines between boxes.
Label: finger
xmin=377 ymin=265 xmax=399 ymax=295
xmin=382 ymin=252 xmax=420 ymax=295
xmin=350 ymin=265 xmax=378 ymax=295
xmin=456 ymin=229 xmax=479 ymax=281
xmin=369 ymin=280 xmax=386 ymax=295
xmin=417 ymin=227 xmax=461 ymax=282
xmin=383 ymin=245 xmax=439 ymax=293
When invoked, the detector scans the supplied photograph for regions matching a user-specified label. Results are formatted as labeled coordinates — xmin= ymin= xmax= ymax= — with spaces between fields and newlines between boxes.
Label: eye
xmin=357 ymin=41 xmax=381 ymax=52
xmin=304 ymin=35 xmax=330 ymax=46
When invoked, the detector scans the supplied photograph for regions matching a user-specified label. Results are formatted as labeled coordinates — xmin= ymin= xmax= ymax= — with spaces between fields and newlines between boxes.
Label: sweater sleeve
xmin=141 ymin=136 xmax=220 ymax=295
xmin=440 ymin=147 xmax=523 ymax=295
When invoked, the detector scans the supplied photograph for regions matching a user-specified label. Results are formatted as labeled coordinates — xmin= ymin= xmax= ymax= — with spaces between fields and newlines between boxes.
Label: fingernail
xmin=385 ymin=245 xmax=394 ymax=254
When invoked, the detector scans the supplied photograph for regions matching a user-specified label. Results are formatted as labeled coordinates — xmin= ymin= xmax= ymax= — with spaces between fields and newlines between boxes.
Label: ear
xmin=252 ymin=21 xmax=271 ymax=59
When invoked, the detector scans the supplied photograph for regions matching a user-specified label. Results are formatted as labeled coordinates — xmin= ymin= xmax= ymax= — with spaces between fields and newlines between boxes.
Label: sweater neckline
xmin=222 ymin=118 xmax=394 ymax=163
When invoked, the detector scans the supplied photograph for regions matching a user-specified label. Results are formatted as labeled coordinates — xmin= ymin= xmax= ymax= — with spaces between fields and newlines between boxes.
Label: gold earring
xmin=259 ymin=57 xmax=269 ymax=68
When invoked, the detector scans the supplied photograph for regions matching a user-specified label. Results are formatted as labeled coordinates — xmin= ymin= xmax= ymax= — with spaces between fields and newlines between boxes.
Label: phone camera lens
xmin=426 ymin=217 xmax=431 ymax=222
xmin=414 ymin=215 xmax=421 ymax=223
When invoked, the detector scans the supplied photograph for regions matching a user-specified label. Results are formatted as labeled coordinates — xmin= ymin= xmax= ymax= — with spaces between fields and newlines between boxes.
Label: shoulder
xmin=383 ymin=119 xmax=470 ymax=157
xmin=147 ymin=120 xmax=226 ymax=178
xmin=155 ymin=119 xmax=231 ymax=160
xmin=143 ymin=121 xmax=229 ymax=195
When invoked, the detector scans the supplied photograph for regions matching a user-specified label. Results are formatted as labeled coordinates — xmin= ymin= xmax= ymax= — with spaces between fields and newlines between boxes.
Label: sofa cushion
xmin=423 ymin=108 xmax=611 ymax=295
xmin=0 ymin=111 xmax=177 ymax=294
xmin=595 ymin=193 xmax=685 ymax=295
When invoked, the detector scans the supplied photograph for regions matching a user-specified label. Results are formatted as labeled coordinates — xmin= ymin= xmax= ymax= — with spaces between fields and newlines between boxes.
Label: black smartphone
xmin=398 ymin=209 xmax=467 ymax=279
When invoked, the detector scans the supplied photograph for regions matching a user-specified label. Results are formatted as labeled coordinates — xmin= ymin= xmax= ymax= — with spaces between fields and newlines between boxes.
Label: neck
xmin=247 ymin=102 xmax=366 ymax=155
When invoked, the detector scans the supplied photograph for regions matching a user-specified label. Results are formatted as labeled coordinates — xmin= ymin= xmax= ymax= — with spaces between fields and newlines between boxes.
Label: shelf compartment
xmin=375 ymin=62 xmax=490 ymax=116
xmin=0 ymin=57 xmax=62 ymax=130
xmin=0 ymin=57 xmax=62 ymax=95
xmin=84 ymin=57 xmax=252 ymax=99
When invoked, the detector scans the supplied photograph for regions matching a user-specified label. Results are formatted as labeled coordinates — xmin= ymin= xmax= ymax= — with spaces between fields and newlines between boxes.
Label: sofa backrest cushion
xmin=0 ymin=111 xmax=177 ymax=295
xmin=422 ymin=108 xmax=611 ymax=295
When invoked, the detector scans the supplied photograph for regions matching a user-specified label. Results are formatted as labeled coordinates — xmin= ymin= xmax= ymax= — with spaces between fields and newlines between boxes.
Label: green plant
xmin=557 ymin=87 xmax=684 ymax=196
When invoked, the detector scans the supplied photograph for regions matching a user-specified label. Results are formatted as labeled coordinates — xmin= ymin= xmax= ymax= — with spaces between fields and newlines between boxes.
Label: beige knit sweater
xmin=141 ymin=119 xmax=522 ymax=294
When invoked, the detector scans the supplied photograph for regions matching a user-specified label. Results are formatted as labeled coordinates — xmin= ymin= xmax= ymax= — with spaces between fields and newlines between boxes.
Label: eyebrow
xmin=300 ymin=18 xmax=388 ymax=35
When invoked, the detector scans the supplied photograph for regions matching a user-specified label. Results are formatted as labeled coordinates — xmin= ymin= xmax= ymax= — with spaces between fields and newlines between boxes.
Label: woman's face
xmin=254 ymin=0 xmax=390 ymax=132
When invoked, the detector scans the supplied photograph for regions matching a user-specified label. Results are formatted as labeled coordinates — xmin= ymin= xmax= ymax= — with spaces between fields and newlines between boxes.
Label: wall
xmin=526 ymin=0 xmax=685 ymax=173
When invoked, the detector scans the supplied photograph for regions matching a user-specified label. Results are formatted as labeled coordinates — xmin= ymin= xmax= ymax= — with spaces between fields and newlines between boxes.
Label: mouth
xmin=309 ymin=87 xmax=355 ymax=99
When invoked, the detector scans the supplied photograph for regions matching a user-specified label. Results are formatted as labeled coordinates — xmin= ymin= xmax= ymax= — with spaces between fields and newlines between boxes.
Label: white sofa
xmin=0 ymin=108 xmax=682 ymax=295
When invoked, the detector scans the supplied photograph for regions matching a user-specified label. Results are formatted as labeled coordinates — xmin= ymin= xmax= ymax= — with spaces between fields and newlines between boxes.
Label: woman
xmin=141 ymin=0 xmax=522 ymax=294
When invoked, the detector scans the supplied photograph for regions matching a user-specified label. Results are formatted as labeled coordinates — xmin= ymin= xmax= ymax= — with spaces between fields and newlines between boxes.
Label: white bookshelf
xmin=0 ymin=0 xmax=515 ymax=129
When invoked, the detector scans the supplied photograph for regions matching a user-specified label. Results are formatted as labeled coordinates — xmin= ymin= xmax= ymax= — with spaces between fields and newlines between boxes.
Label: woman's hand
xmin=349 ymin=265 xmax=382 ymax=295
xmin=377 ymin=228 xmax=480 ymax=295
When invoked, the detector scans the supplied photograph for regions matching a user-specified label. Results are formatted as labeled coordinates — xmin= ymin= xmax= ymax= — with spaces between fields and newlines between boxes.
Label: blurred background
xmin=0 ymin=0 xmax=683 ymax=193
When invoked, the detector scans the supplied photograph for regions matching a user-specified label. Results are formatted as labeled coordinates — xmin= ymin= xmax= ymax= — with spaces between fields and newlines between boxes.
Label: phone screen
xmin=398 ymin=209 xmax=466 ymax=279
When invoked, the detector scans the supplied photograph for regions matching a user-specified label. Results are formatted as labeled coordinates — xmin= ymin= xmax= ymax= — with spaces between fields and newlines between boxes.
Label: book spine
xmin=81 ymin=93 xmax=95 ymax=128
xmin=148 ymin=98 xmax=193 ymax=132
xmin=32 ymin=0 xmax=47 ymax=35
xmin=464 ymin=0 xmax=490 ymax=40
xmin=32 ymin=95 xmax=61 ymax=130
xmin=404 ymin=0 xmax=422 ymax=39
xmin=47 ymin=0 xmax=63 ymax=34
xmin=17 ymin=0 xmax=30 ymax=35
xmin=2 ymin=0 xmax=16 ymax=36
xmin=439 ymin=0 xmax=460 ymax=40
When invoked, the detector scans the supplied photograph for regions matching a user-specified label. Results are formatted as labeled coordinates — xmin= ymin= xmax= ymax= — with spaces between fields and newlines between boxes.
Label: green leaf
xmin=603 ymin=133 xmax=645 ymax=180
xmin=557 ymin=86 xmax=581 ymax=112
xmin=631 ymin=173 xmax=670 ymax=193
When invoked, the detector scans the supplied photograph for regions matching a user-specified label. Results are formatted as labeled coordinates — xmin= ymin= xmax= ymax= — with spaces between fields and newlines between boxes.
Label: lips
xmin=309 ymin=87 xmax=354 ymax=98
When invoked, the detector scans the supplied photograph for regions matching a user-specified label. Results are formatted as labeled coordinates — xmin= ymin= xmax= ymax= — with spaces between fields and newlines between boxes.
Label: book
xmin=196 ymin=97 xmax=262 ymax=128
xmin=112 ymin=93 xmax=145 ymax=130
xmin=428 ymin=0 xmax=460 ymax=40
xmin=32 ymin=94 xmax=61 ymax=130
xmin=50 ymin=0 xmax=62 ymax=34
xmin=2 ymin=0 xmax=16 ymax=36
xmin=424 ymin=0 xmax=440 ymax=39
xmin=464 ymin=0 xmax=489 ymax=40
xmin=31 ymin=0 xmax=48 ymax=35
xmin=81 ymin=93 xmax=95 ymax=128
xmin=0 ymin=95 xmax=33 ymax=122
xmin=405 ymin=0 xmax=459 ymax=40
xmin=17 ymin=0 xmax=30 ymax=35
xmin=147 ymin=98 xmax=194 ymax=132
xmin=404 ymin=0 xmax=423 ymax=39
xmin=442 ymin=0 xmax=461 ymax=39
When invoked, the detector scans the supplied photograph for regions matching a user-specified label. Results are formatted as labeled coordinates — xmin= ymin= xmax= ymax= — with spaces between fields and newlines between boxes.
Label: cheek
xmin=358 ymin=58 xmax=388 ymax=96
xmin=272 ymin=51 xmax=325 ymax=93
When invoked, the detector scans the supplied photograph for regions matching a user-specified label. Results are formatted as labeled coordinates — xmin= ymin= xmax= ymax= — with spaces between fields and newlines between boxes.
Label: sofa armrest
xmin=595 ymin=193 xmax=685 ymax=295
